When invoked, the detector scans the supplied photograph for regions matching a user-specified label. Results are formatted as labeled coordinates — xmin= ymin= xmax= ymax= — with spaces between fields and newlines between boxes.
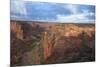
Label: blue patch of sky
xmin=25 ymin=2 xmax=71 ymax=20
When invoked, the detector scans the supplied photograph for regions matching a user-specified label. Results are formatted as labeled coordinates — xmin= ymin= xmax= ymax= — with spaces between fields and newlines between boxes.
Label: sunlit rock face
xmin=11 ymin=21 xmax=24 ymax=40
xmin=42 ymin=32 xmax=53 ymax=61
xmin=64 ymin=24 xmax=95 ymax=37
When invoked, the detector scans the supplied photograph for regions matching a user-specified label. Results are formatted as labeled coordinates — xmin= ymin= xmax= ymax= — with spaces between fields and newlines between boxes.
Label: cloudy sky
xmin=10 ymin=0 xmax=95 ymax=23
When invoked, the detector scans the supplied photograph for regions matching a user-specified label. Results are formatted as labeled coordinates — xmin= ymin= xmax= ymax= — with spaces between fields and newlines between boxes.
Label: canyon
xmin=10 ymin=21 xmax=95 ymax=66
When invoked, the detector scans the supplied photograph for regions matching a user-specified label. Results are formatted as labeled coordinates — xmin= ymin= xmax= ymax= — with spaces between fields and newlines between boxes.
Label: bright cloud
xmin=56 ymin=12 xmax=95 ymax=23
xmin=64 ymin=4 xmax=79 ymax=14
xmin=11 ymin=0 xmax=27 ymax=15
